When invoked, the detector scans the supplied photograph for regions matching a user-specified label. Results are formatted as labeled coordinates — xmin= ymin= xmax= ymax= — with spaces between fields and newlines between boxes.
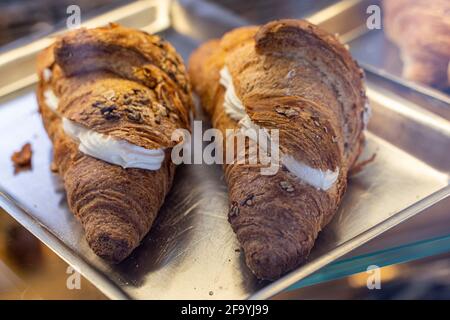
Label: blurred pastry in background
xmin=383 ymin=0 xmax=450 ymax=89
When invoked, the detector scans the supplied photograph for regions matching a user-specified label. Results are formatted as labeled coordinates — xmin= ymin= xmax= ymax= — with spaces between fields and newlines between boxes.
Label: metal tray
xmin=0 ymin=0 xmax=449 ymax=299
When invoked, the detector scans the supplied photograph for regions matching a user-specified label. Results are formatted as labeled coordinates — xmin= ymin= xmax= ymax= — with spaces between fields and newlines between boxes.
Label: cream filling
xmin=62 ymin=118 xmax=165 ymax=170
xmin=219 ymin=67 xmax=247 ymax=121
xmin=43 ymin=83 xmax=165 ymax=171
xmin=220 ymin=66 xmax=339 ymax=191
xmin=282 ymin=155 xmax=339 ymax=191
xmin=43 ymin=68 xmax=52 ymax=82
xmin=43 ymin=89 xmax=59 ymax=112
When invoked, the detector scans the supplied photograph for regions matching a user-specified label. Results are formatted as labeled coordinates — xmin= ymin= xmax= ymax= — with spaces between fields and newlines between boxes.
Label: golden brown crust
xmin=383 ymin=0 xmax=450 ymax=88
xmin=189 ymin=19 xmax=366 ymax=279
xmin=51 ymin=23 xmax=193 ymax=149
xmin=54 ymin=23 xmax=192 ymax=108
xmin=36 ymin=24 xmax=190 ymax=262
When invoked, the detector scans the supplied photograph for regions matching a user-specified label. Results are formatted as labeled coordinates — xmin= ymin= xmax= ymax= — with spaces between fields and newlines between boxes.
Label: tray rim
xmin=1 ymin=183 xmax=449 ymax=300
xmin=0 ymin=0 xmax=170 ymax=98
xmin=287 ymin=232 xmax=450 ymax=292
xmin=0 ymin=187 xmax=129 ymax=300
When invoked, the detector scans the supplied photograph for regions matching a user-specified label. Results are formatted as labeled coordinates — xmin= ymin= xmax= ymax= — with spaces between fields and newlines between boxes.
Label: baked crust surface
xmin=36 ymin=24 xmax=192 ymax=263
xmin=189 ymin=19 xmax=366 ymax=279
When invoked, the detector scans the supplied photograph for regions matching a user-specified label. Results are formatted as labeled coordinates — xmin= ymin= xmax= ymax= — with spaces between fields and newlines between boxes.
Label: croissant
xmin=189 ymin=20 xmax=368 ymax=280
xmin=36 ymin=24 xmax=193 ymax=262
xmin=383 ymin=0 xmax=450 ymax=88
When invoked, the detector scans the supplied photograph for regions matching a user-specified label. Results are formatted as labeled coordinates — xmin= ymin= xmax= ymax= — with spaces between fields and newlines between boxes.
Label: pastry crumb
xmin=349 ymin=152 xmax=377 ymax=176
xmin=11 ymin=143 xmax=33 ymax=174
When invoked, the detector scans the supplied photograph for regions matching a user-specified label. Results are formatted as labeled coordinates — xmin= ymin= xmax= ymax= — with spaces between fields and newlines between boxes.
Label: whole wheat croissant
xmin=189 ymin=20 xmax=367 ymax=279
xmin=36 ymin=24 xmax=193 ymax=262
xmin=383 ymin=0 xmax=450 ymax=88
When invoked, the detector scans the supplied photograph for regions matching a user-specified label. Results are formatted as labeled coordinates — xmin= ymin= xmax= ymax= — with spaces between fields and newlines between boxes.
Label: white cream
xmin=43 ymin=68 xmax=52 ymax=82
xmin=43 ymin=89 xmax=59 ymax=112
xmin=63 ymin=118 xmax=165 ymax=170
xmin=282 ymin=155 xmax=339 ymax=191
xmin=219 ymin=66 xmax=339 ymax=191
xmin=219 ymin=67 xmax=247 ymax=121
xmin=43 ymin=83 xmax=165 ymax=170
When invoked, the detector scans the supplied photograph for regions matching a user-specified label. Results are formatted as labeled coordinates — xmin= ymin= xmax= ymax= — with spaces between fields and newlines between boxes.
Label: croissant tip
xmin=245 ymin=249 xmax=285 ymax=281
xmin=242 ymin=238 xmax=307 ymax=280
xmin=88 ymin=232 xmax=136 ymax=263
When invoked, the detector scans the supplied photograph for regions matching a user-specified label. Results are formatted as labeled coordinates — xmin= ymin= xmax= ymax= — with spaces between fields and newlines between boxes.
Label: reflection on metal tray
xmin=0 ymin=0 xmax=449 ymax=300
xmin=0 ymin=0 xmax=170 ymax=97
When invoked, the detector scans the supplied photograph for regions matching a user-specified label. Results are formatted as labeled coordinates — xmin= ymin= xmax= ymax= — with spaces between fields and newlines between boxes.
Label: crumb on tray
xmin=11 ymin=142 xmax=33 ymax=174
